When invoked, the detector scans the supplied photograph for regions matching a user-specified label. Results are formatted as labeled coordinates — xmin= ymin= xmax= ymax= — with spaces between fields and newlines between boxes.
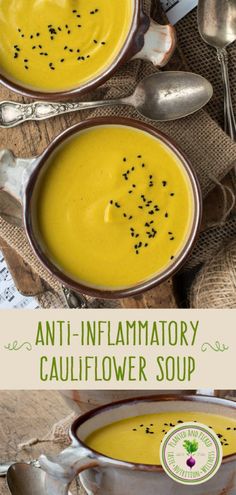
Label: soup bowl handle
xmin=133 ymin=20 xmax=176 ymax=67
xmin=39 ymin=445 xmax=102 ymax=495
xmin=0 ymin=149 xmax=38 ymax=226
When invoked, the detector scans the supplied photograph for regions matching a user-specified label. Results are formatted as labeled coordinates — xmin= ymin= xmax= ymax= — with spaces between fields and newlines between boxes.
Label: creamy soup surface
xmin=0 ymin=0 xmax=132 ymax=91
xmin=34 ymin=125 xmax=194 ymax=289
xmin=86 ymin=411 xmax=236 ymax=465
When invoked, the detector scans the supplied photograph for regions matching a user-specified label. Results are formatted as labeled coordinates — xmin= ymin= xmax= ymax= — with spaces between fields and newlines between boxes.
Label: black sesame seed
xmin=24 ymin=65 xmax=29 ymax=70
xmin=115 ymin=202 xmax=121 ymax=208
xmin=170 ymin=256 xmax=174 ymax=260
xmin=64 ymin=46 xmax=68 ymax=50
xmin=162 ymin=181 xmax=167 ymax=187
xmin=128 ymin=190 xmax=132 ymax=194
xmin=93 ymin=39 xmax=98 ymax=44
xmin=24 ymin=58 xmax=28 ymax=62
xmin=60 ymin=58 xmax=65 ymax=62
xmin=142 ymin=163 xmax=145 ymax=167
xmin=101 ymin=41 xmax=106 ymax=45
xmin=36 ymin=32 xmax=40 ymax=37
xmin=165 ymin=212 xmax=168 ymax=218
xmin=132 ymin=184 xmax=136 ymax=188
xmin=137 ymin=155 xmax=142 ymax=158
xmin=30 ymin=35 xmax=34 ymax=39
xmin=170 ymin=193 xmax=175 ymax=196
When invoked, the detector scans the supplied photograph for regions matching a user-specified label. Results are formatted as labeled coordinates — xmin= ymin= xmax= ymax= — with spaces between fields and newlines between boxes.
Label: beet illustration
xmin=183 ymin=440 xmax=198 ymax=469
xmin=186 ymin=455 xmax=196 ymax=469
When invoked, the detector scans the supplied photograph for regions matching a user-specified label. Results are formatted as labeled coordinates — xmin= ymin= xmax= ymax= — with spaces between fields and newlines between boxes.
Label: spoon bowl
xmin=7 ymin=463 xmax=46 ymax=495
xmin=7 ymin=462 xmax=71 ymax=495
xmin=198 ymin=0 xmax=236 ymax=49
xmin=127 ymin=71 xmax=213 ymax=121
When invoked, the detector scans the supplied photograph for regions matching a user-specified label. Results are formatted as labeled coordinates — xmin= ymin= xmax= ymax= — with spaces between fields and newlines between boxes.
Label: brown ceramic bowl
xmin=0 ymin=117 xmax=202 ymax=299
xmin=0 ymin=1 xmax=176 ymax=100
xmin=39 ymin=394 xmax=236 ymax=495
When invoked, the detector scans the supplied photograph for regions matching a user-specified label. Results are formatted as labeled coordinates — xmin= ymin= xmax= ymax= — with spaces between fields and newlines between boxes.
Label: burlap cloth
xmin=0 ymin=0 xmax=235 ymax=306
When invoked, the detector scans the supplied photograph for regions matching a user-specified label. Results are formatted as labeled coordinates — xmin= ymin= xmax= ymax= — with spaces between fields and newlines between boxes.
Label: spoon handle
xmin=217 ymin=48 xmax=236 ymax=140
xmin=0 ymin=99 xmax=123 ymax=128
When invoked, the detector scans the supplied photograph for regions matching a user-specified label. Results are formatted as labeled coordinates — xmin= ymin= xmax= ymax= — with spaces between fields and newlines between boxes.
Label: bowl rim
xmin=24 ymin=116 xmax=202 ymax=299
xmin=0 ymin=0 xmax=148 ymax=100
xmin=71 ymin=393 xmax=236 ymax=472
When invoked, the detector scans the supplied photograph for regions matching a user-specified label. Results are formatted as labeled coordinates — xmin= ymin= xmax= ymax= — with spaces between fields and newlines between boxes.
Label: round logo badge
xmin=160 ymin=422 xmax=223 ymax=485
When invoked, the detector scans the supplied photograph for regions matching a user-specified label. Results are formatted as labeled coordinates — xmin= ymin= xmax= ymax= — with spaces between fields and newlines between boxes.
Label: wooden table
xmin=0 ymin=391 xmax=84 ymax=495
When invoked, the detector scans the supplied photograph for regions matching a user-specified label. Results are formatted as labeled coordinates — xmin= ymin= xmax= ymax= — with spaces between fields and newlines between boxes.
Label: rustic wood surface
xmin=0 ymin=1 xmax=233 ymax=308
xmin=0 ymin=391 xmax=85 ymax=495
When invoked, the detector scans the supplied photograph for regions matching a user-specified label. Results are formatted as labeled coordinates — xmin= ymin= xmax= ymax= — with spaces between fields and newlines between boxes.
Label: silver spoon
xmin=198 ymin=0 xmax=236 ymax=140
xmin=7 ymin=463 xmax=45 ymax=495
xmin=7 ymin=462 xmax=72 ymax=495
xmin=0 ymin=72 xmax=213 ymax=128
xmin=7 ymin=462 xmax=71 ymax=495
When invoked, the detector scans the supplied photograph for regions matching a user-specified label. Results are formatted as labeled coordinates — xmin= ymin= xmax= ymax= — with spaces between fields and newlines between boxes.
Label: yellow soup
xmin=86 ymin=411 xmax=236 ymax=465
xmin=34 ymin=125 xmax=194 ymax=289
xmin=0 ymin=0 xmax=132 ymax=91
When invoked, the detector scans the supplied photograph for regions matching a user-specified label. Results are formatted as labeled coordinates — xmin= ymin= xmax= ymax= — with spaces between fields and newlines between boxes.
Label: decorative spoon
xmin=0 ymin=72 xmax=213 ymax=128
xmin=198 ymin=0 xmax=236 ymax=140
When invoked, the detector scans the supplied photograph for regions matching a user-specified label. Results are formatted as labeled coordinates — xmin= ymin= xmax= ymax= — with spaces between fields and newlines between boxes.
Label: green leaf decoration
xmin=183 ymin=440 xmax=199 ymax=454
